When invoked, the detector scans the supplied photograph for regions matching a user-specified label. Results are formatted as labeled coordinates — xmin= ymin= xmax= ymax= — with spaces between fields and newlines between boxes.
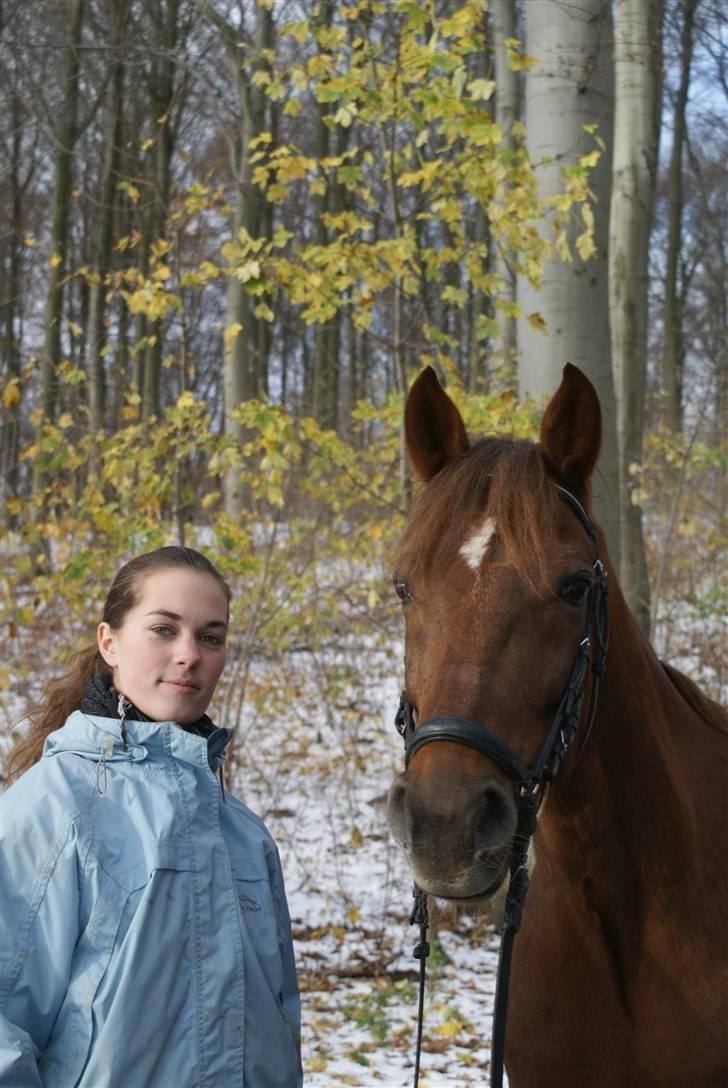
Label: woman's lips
xmin=164 ymin=680 xmax=199 ymax=692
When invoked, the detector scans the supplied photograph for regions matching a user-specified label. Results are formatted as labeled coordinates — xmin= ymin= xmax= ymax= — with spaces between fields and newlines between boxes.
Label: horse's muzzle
xmin=387 ymin=764 xmax=518 ymax=900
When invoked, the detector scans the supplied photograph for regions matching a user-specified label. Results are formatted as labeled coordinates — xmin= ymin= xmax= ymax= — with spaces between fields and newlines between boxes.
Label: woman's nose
xmin=175 ymin=634 xmax=201 ymax=665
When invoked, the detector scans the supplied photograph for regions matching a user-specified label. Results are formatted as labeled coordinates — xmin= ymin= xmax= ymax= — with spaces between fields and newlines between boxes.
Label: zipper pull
xmin=97 ymin=735 xmax=114 ymax=795
xmin=117 ymin=692 xmax=132 ymax=750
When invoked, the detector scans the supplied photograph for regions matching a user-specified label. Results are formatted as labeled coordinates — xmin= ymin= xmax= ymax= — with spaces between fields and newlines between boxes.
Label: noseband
xmin=394 ymin=484 xmax=609 ymax=1088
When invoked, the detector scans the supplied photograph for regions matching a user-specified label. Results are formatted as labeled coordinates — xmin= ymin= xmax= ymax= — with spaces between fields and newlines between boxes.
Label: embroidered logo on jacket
xmin=238 ymin=892 xmax=261 ymax=913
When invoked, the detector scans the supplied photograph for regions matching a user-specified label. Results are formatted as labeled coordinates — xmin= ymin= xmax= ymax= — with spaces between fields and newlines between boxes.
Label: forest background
xmin=1 ymin=0 xmax=726 ymax=1080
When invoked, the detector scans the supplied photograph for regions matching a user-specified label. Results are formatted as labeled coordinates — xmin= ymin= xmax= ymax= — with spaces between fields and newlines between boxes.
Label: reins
xmin=394 ymin=484 xmax=609 ymax=1088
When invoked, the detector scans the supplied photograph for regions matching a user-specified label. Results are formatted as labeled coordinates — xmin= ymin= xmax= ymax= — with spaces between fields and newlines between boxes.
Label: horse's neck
xmin=543 ymin=592 xmax=710 ymax=911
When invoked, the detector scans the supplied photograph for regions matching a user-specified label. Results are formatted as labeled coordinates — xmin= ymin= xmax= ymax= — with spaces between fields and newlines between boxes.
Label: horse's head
xmin=387 ymin=364 xmax=604 ymax=901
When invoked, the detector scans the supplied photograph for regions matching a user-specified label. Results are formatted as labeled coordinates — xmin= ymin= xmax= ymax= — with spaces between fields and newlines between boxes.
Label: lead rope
xmin=489 ymin=790 xmax=540 ymax=1088
xmin=410 ymin=885 xmax=430 ymax=1088
xmin=408 ymin=792 xmax=539 ymax=1088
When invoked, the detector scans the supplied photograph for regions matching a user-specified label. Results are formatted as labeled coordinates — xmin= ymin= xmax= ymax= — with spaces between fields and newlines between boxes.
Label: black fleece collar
xmin=79 ymin=671 xmax=216 ymax=738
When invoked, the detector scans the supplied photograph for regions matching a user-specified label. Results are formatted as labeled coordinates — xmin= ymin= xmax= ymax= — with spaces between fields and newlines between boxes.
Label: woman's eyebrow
xmin=145 ymin=609 xmax=228 ymax=629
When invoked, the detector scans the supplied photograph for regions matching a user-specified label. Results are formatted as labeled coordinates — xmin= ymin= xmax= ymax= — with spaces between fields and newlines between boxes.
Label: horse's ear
xmin=405 ymin=367 xmax=469 ymax=481
xmin=540 ymin=364 xmax=601 ymax=488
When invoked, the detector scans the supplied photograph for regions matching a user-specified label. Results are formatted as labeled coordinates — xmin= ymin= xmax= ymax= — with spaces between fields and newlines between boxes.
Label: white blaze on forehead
xmin=460 ymin=515 xmax=497 ymax=572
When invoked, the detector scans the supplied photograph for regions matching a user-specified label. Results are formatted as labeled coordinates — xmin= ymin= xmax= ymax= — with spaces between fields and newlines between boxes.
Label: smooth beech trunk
xmin=661 ymin=0 xmax=699 ymax=433
xmin=517 ymin=0 xmax=619 ymax=564
xmin=491 ymin=0 xmax=518 ymax=377
xmin=610 ymin=0 xmax=663 ymax=632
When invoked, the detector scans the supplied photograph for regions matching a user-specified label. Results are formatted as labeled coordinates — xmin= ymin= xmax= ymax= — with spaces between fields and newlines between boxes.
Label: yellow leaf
xmin=306 ymin=1058 xmax=327 ymax=1073
xmin=119 ymin=180 xmax=140 ymax=204
xmin=3 ymin=379 xmax=21 ymax=408
xmin=24 ymin=235 xmax=36 ymax=247
xmin=233 ymin=259 xmax=261 ymax=283
xmin=151 ymin=239 xmax=172 ymax=259
xmin=346 ymin=904 xmax=361 ymax=923
xmin=58 ymin=413 xmax=73 ymax=429
xmin=49 ymin=252 xmax=62 ymax=269
xmin=576 ymin=231 xmax=596 ymax=261
xmin=350 ymin=826 xmax=364 ymax=846
xmin=580 ymin=149 xmax=601 ymax=169
xmin=224 ymin=322 xmax=243 ymax=352
xmin=435 ymin=1019 xmax=462 ymax=1037
xmin=176 ymin=391 xmax=195 ymax=409
xmin=469 ymin=78 xmax=495 ymax=101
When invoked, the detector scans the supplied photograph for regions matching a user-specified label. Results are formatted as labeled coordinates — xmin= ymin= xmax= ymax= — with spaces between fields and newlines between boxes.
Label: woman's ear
xmin=405 ymin=366 xmax=469 ymax=481
xmin=97 ymin=622 xmax=116 ymax=667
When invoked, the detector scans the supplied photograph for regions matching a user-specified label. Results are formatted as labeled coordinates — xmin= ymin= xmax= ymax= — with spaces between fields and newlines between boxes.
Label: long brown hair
xmin=5 ymin=546 xmax=231 ymax=783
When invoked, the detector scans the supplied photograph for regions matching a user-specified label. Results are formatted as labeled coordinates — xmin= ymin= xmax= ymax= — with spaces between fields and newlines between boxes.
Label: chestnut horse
xmin=388 ymin=365 xmax=728 ymax=1087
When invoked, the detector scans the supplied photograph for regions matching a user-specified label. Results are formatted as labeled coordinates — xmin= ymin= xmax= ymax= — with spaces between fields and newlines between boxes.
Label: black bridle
xmin=394 ymin=484 xmax=609 ymax=1088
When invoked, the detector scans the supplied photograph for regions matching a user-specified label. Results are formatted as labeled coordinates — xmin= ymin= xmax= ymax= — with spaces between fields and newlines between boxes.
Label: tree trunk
xmin=87 ymin=0 xmax=128 ymax=434
xmin=518 ymin=0 xmax=619 ymax=564
xmin=211 ymin=0 xmax=274 ymax=516
xmin=311 ymin=0 xmax=341 ymax=431
xmin=38 ymin=0 xmax=85 ymax=424
xmin=610 ymin=0 xmax=663 ymax=632
xmin=1 ymin=88 xmax=26 ymax=522
xmin=661 ymin=0 xmax=698 ymax=433
xmin=142 ymin=0 xmax=179 ymax=422
xmin=491 ymin=0 xmax=518 ymax=379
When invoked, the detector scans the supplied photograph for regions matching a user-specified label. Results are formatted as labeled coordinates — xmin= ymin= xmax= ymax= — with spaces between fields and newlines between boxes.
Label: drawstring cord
xmin=117 ymin=692 xmax=131 ymax=750
xmin=96 ymin=735 xmax=113 ymax=795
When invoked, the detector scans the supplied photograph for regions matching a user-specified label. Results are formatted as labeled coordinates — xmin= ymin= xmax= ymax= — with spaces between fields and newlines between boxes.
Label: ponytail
xmin=5 ymin=646 xmax=107 ymax=784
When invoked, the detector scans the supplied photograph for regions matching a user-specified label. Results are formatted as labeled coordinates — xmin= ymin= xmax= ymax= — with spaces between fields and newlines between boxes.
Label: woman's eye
xmin=393 ymin=576 xmax=413 ymax=604
xmin=151 ymin=625 xmax=173 ymax=636
xmin=559 ymin=577 xmax=591 ymax=606
xmin=201 ymin=633 xmax=224 ymax=646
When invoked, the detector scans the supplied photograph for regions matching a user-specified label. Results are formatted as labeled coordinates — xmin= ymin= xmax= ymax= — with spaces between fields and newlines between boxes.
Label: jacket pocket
xmin=76 ymin=846 xmax=199 ymax=1088
xmin=230 ymin=853 xmax=285 ymax=999
xmin=38 ymin=866 xmax=141 ymax=1087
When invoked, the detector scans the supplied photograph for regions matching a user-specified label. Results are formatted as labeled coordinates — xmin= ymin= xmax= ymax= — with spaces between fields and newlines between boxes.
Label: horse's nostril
xmin=386 ymin=778 xmax=410 ymax=849
xmin=473 ymin=784 xmax=514 ymax=856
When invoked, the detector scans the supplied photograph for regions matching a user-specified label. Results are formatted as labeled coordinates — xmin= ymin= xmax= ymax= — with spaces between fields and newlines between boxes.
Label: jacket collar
xmin=44 ymin=711 xmax=233 ymax=773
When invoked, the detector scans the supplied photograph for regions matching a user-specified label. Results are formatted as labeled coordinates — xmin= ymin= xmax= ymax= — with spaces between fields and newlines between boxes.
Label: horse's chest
xmin=505 ymin=905 xmax=728 ymax=1087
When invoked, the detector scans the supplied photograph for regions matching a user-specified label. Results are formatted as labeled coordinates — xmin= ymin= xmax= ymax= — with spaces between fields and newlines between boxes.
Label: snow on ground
xmin=224 ymin=655 xmax=505 ymax=1086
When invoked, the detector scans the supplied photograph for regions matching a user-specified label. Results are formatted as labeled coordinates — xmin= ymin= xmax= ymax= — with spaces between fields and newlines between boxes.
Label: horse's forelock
xmin=399 ymin=436 xmax=562 ymax=593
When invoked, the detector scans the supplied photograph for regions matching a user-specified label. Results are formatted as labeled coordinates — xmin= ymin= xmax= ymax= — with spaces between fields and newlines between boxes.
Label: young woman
xmin=1 ymin=546 xmax=301 ymax=1088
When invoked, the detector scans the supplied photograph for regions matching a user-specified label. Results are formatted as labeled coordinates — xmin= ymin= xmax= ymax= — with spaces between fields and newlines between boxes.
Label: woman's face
xmin=97 ymin=567 xmax=229 ymax=725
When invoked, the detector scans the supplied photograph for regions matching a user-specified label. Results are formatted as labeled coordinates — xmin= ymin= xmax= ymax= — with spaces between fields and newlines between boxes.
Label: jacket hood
xmin=44 ymin=710 xmax=234 ymax=772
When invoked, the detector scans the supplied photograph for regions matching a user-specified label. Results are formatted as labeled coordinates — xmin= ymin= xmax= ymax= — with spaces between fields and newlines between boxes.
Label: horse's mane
xmin=399 ymin=435 xmax=563 ymax=592
xmin=660 ymin=660 xmax=728 ymax=735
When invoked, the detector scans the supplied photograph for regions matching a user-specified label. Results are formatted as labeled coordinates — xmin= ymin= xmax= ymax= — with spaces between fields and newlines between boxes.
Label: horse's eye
xmin=393 ymin=576 xmax=413 ymax=604
xmin=559 ymin=576 xmax=591 ymax=606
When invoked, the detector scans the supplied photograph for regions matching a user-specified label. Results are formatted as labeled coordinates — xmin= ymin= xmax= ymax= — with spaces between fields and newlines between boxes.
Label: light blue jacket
xmin=0 ymin=711 xmax=302 ymax=1087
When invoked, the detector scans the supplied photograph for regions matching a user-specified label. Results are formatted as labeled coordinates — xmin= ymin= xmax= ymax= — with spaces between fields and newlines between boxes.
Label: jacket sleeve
xmin=0 ymin=783 xmax=82 ymax=1087
xmin=269 ymin=852 xmax=303 ymax=1088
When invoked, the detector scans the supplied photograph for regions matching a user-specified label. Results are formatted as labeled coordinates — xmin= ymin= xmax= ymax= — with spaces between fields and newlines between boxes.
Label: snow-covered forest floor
xmin=224 ymin=650 xmax=504 ymax=1087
